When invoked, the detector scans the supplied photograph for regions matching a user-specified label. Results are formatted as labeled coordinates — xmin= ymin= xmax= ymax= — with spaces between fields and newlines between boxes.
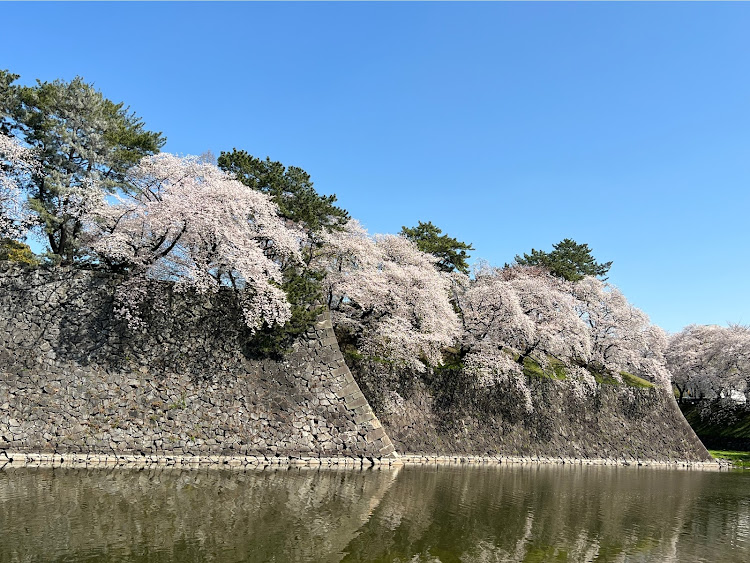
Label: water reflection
xmin=0 ymin=464 xmax=748 ymax=562
xmin=342 ymin=466 xmax=750 ymax=562
xmin=0 ymin=466 xmax=400 ymax=562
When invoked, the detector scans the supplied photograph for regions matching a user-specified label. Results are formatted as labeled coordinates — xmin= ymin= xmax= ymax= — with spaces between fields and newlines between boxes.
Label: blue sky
xmin=2 ymin=2 xmax=749 ymax=333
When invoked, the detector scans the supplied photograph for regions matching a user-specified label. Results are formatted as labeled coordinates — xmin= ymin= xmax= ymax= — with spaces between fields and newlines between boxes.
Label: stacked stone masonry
xmin=0 ymin=265 xmax=396 ymax=460
xmin=0 ymin=264 xmax=711 ymax=465
xmin=369 ymin=378 xmax=711 ymax=462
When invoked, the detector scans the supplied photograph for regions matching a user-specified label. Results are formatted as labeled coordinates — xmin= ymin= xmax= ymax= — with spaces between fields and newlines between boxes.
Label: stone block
xmin=365 ymin=427 xmax=386 ymax=443
xmin=345 ymin=395 xmax=369 ymax=410
xmin=336 ymin=381 xmax=361 ymax=399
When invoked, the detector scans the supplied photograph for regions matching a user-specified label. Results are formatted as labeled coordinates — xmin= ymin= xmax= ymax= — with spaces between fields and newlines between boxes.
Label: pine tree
xmin=0 ymin=70 xmax=165 ymax=263
xmin=400 ymin=221 xmax=474 ymax=274
xmin=514 ymin=238 xmax=612 ymax=281
xmin=218 ymin=149 xmax=350 ymax=354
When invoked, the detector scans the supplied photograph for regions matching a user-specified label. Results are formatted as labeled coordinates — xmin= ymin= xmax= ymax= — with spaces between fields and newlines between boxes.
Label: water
xmin=0 ymin=464 xmax=748 ymax=562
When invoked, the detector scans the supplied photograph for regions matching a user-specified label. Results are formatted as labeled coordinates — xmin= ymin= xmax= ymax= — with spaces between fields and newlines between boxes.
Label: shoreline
xmin=0 ymin=451 xmax=728 ymax=470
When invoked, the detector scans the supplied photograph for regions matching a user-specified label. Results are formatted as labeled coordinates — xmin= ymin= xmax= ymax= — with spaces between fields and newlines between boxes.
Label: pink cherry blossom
xmin=315 ymin=220 xmax=460 ymax=371
xmin=667 ymin=324 xmax=750 ymax=401
xmin=0 ymin=133 xmax=37 ymax=240
xmin=458 ymin=266 xmax=589 ymax=367
xmin=573 ymin=276 xmax=669 ymax=385
xmin=89 ymin=153 xmax=301 ymax=330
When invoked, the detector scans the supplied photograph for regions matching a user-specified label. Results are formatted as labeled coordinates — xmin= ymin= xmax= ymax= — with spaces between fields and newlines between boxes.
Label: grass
xmin=708 ymin=450 xmax=750 ymax=468
xmin=522 ymin=356 xmax=567 ymax=380
xmin=520 ymin=357 xmax=655 ymax=389
xmin=619 ymin=371 xmax=655 ymax=389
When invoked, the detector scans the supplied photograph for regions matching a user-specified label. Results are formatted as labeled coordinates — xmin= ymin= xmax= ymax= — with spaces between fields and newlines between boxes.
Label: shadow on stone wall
xmin=0 ymin=265 xmax=395 ymax=459
xmin=348 ymin=357 xmax=711 ymax=462
xmin=0 ymin=265 xmax=269 ymax=375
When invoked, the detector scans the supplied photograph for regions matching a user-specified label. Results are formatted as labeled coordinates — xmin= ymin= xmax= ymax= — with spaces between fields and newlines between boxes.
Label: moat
xmin=1 ymin=464 xmax=748 ymax=562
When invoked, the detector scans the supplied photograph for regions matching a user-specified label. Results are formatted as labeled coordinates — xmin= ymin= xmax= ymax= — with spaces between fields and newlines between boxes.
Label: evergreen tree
xmin=218 ymin=149 xmax=350 ymax=354
xmin=217 ymin=150 xmax=348 ymax=254
xmin=514 ymin=238 xmax=612 ymax=282
xmin=0 ymin=70 xmax=165 ymax=264
xmin=400 ymin=221 xmax=474 ymax=275
xmin=0 ymin=238 xmax=38 ymax=265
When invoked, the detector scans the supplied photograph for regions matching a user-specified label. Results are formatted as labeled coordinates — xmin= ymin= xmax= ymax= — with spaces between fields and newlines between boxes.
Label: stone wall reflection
xmin=1 ymin=465 xmax=748 ymax=562
xmin=340 ymin=465 xmax=750 ymax=562
xmin=0 ymin=466 xmax=399 ymax=562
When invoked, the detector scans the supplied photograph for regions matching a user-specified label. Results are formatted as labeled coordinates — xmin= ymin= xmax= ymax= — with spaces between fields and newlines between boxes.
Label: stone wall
xmin=0 ymin=265 xmax=711 ymax=464
xmin=351 ymin=363 xmax=712 ymax=462
xmin=0 ymin=265 xmax=396 ymax=460
xmin=679 ymin=402 xmax=750 ymax=452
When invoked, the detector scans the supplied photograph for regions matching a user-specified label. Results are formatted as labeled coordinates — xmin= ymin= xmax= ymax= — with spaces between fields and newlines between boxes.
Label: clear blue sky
xmin=3 ymin=2 xmax=749 ymax=333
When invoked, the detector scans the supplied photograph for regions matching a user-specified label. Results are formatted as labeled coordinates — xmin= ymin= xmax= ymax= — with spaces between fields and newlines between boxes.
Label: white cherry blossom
xmin=0 ymin=133 xmax=36 ymax=240
xmin=315 ymin=220 xmax=460 ymax=371
xmin=667 ymin=324 xmax=750 ymax=401
xmin=90 ymin=153 xmax=301 ymax=330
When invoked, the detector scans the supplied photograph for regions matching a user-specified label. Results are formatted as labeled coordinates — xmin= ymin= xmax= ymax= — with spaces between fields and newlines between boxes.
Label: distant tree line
xmin=667 ymin=324 xmax=750 ymax=423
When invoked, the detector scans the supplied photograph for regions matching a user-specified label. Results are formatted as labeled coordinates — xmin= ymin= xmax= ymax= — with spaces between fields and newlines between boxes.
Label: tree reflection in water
xmin=0 ymin=464 xmax=748 ymax=562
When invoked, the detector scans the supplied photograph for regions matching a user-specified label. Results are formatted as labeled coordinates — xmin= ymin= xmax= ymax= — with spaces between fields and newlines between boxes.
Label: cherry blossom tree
xmin=0 ymin=133 xmax=36 ymax=240
xmin=455 ymin=263 xmax=529 ymax=394
xmin=572 ymin=277 xmax=670 ymax=386
xmin=217 ymin=150 xmax=354 ymax=352
xmin=632 ymin=325 xmax=671 ymax=387
xmin=457 ymin=264 xmax=591 ymax=367
xmin=667 ymin=324 xmax=750 ymax=403
xmin=314 ymin=219 xmax=460 ymax=371
xmin=89 ymin=153 xmax=301 ymax=330
xmin=503 ymin=266 xmax=591 ymax=368
xmin=453 ymin=267 xmax=671 ymax=408
xmin=457 ymin=265 xmax=528 ymax=343
xmin=455 ymin=264 xmax=591 ymax=410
